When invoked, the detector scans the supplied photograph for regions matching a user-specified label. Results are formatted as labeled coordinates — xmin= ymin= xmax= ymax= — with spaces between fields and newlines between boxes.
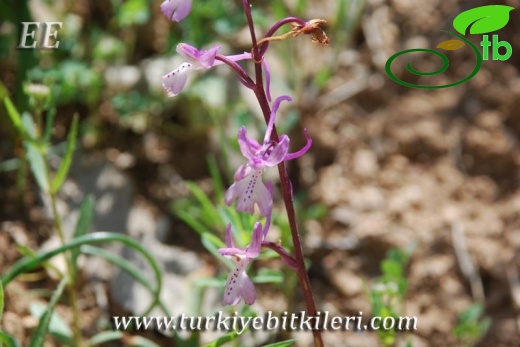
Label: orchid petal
xmin=222 ymin=258 xmax=249 ymax=305
xmin=198 ymin=45 xmax=221 ymax=68
xmin=161 ymin=63 xmax=192 ymax=97
xmin=240 ymin=272 xmax=256 ymax=305
xmin=238 ymin=127 xmax=261 ymax=159
xmin=284 ymin=128 xmax=313 ymax=161
xmin=225 ymin=170 xmax=272 ymax=216
xmin=233 ymin=162 xmax=253 ymax=181
xmin=264 ymin=95 xmax=292 ymax=143
xmin=263 ymin=135 xmax=290 ymax=167
xmin=246 ymin=222 xmax=263 ymax=257
xmin=225 ymin=224 xmax=234 ymax=248
xmin=176 ymin=43 xmax=200 ymax=61
xmin=218 ymin=248 xmax=246 ymax=256
xmin=220 ymin=52 xmax=252 ymax=63
xmin=160 ymin=0 xmax=192 ymax=22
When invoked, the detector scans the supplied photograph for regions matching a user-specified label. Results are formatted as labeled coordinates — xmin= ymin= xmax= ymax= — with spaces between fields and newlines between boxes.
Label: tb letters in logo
xmin=386 ymin=5 xmax=514 ymax=89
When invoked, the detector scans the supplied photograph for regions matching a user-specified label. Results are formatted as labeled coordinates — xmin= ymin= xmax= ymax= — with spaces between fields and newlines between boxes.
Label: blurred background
xmin=1 ymin=0 xmax=520 ymax=346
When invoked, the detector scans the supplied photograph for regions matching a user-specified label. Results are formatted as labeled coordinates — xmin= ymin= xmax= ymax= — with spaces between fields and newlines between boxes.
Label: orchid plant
xmin=161 ymin=1 xmax=329 ymax=346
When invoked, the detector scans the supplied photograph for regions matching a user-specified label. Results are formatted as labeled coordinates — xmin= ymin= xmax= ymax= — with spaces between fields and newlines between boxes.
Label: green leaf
xmin=262 ymin=339 xmax=297 ymax=347
xmin=43 ymin=107 xmax=56 ymax=143
xmin=22 ymin=113 xmax=48 ymax=192
xmin=88 ymin=331 xmax=123 ymax=346
xmin=3 ymin=97 xmax=26 ymax=139
xmin=186 ymin=182 xmax=223 ymax=230
xmin=207 ymin=154 xmax=224 ymax=201
xmin=201 ymin=331 xmax=240 ymax=347
xmin=251 ymin=269 xmax=284 ymax=284
xmin=453 ymin=5 xmax=514 ymax=35
xmin=28 ymin=277 xmax=68 ymax=347
xmin=51 ymin=114 xmax=78 ymax=194
xmin=1 ymin=232 xmax=163 ymax=317
xmin=29 ymin=301 xmax=73 ymax=346
xmin=0 ymin=331 xmax=21 ymax=347
xmin=71 ymin=196 xmax=94 ymax=264
xmin=381 ymin=259 xmax=403 ymax=279
xmin=174 ymin=209 xmax=208 ymax=236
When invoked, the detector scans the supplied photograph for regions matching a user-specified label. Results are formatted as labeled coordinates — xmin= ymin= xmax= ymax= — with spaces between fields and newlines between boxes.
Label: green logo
xmin=386 ymin=5 xmax=514 ymax=89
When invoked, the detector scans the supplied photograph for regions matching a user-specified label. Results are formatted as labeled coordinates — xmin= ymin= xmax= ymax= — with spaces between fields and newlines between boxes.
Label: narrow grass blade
xmin=24 ymin=141 xmax=48 ymax=192
xmin=43 ymin=107 xmax=56 ymax=143
xmin=29 ymin=302 xmax=73 ymax=345
xmin=185 ymin=182 xmax=223 ymax=229
xmin=51 ymin=114 xmax=78 ymax=194
xmin=174 ymin=209 xmax=208 ymax=236
xmin=28 ymin=277 xmax=68 ymax=347
xmin=207 ymin=154 xmax=224 ymax=201
xmin=71 ymin=196 xmax=94 ymax=264
xmin=87 ymin=331 xmax=123 ymax=346
xmin=1 ymin=232 xmax=162 ymax=317
xmin=22 ymin=113 xmax=48 ymax=192
xmin=80 ymin=245 xmax=153 ymax=296
xmin=0 ymin=331 xmax=21 ymax=347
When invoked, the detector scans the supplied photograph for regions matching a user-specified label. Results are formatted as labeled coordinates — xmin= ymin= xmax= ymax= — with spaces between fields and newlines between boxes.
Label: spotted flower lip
xmin=218 ymin=221 xmax=267 ymax=305
xmin=160 ymin=0 xmax=193 ymax=22
xmin=162 ymin=43 xmax=252 ymax=97
xmin=225 ymin=95 xmax=312 ymax=215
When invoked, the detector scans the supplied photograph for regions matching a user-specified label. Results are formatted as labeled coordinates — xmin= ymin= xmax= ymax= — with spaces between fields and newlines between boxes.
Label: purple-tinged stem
xmin=242 ymin=1 xmax=324 ymax=346
xmin=259 ymin=17 xmax=307 ymax=56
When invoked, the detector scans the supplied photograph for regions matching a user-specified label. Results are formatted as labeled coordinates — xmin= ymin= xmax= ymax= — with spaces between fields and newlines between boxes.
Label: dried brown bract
xmin=291 ymin=19 xmax=330 ymax=45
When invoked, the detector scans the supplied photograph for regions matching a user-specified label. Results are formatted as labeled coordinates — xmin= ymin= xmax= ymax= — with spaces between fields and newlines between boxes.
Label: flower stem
xmin=242 ymin=1 xmax=323 ymax=346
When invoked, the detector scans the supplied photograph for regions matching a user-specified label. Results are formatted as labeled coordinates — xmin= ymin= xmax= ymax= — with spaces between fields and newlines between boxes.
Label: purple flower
xmin=162 ymin=43 xmax=252 ymax=97
xmin=218 ymin=221 xmax=265 ymax=305
xmin=225 ymin=95 xmax=312 ymax=215
xmin=160 ymin=0 xmax=192 ymax=22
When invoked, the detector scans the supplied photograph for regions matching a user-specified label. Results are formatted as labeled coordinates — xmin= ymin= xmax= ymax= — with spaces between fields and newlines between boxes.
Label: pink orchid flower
xmin=218 ymin=221 xmax=266 ymax=305
xmin=162 ymin=43 xmax=251 ymax=97
xmin=160 ymin=0 xmax=192 ymax=22
xmin=225 ymin=95 xmax=312 ymax=215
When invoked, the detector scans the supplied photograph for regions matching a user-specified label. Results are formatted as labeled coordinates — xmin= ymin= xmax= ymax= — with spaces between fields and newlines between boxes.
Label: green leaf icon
xmin=453 ymin=5 xmax=514 ymax=35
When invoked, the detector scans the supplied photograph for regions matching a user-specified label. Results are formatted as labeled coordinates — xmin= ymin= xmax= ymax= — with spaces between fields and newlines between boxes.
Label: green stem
xmin=37 ymin=113 xmax=83 ymax=347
